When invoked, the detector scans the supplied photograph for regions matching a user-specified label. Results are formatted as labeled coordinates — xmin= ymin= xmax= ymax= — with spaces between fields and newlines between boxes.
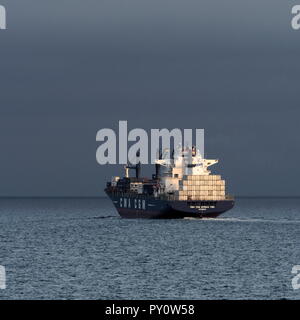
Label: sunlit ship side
xmin=105 ymin=146 xmax=234 ymax=219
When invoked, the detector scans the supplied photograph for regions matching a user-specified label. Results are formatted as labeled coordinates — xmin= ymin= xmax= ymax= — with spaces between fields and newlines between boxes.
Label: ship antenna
xmin=155 ymin=148 xmax=162 ymax=179
xmin=124 ymin=165 xmax=129 ymax=178
xmin=136 ymin=150 xmax=141 ymax=179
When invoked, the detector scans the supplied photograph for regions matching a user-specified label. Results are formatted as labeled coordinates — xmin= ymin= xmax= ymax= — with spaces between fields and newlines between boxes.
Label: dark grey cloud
xmin=0 ymin=1 xmax=299 ymax=196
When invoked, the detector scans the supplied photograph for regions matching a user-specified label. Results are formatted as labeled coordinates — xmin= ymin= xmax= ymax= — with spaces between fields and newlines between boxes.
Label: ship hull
xmin=106 ymin=191 xmax=234 ymax=219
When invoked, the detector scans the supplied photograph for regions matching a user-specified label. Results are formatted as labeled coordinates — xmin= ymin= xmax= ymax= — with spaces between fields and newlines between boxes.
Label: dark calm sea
xmin=0 ymin=197 xmax=299 ymax=300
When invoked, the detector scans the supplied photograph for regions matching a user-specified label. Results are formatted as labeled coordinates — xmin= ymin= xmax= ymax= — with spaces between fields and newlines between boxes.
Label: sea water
xmin=0 ymin=197 xmax=299 ymax=299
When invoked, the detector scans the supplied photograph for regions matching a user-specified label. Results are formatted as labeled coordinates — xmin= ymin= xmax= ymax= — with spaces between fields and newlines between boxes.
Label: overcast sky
xmin=0 ymin=1 xmax=299 ymax=196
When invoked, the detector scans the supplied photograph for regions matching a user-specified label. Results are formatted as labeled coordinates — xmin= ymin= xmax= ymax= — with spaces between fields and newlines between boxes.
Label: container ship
xmin=105 ymin=146 xmax=234 ymax=219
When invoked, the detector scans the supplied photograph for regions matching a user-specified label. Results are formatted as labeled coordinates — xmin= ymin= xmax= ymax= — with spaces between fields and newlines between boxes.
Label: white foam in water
xmin=193 ymin=217 xmax=300 ymax=224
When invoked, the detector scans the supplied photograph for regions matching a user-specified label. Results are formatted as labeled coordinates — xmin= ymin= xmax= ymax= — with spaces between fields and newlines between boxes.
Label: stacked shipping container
xmin=176 ymin=175 xmax=226 ymax=201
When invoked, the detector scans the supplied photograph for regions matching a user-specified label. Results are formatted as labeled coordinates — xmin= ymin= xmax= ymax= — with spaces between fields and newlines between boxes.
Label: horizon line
xmin=0 ymin=196 xmax=300 ymax=199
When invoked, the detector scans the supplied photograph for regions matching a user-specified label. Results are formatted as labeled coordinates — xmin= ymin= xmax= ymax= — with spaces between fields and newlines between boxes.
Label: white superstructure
xmin=156 ymin=146 xmax=226 ymax=201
